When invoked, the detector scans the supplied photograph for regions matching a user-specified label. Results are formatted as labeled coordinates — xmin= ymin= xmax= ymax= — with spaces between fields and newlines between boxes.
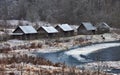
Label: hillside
xmin=0 ymin=0 xmax=120 ymax=27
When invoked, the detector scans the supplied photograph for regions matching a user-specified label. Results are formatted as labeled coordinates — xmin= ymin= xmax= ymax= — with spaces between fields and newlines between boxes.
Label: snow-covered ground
xmin=0 ymin=63 xmax=63 ymax=75
xmin=83 ymin=61 xmax=120 ymax=70
xmin=0 ymin=35 xmax=120 ymax=75
xmin=79 ymin=61 xmax=120 ymax=75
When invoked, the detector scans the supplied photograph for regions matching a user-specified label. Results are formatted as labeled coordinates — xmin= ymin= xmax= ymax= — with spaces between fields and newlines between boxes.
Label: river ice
xmin=65 ymin=43 xmax=120 ymax=62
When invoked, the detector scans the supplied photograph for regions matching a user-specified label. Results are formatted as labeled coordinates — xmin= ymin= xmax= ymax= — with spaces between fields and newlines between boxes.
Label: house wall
xmin=64 ymin=31 xmax=74 ymax=37
xmin=11 ymin=34 xmax=37 ymax=40
xmin=25 ymin=34 xmax=37 ymax=40
xmin=48 ymin=33 xmax=58 ymax=38
xmin=37 ymin=27 xmax=48 ymax=38
xmin=11 ymin=35 xmax=23 ymax=40
xmin=55 ymin=26 xmax=63 ymax=37
xmin=13 ymin=27 xmax=24 ymax=33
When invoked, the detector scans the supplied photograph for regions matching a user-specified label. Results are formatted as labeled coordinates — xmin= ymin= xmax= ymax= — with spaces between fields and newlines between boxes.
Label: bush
xmin=9 ymin=72 xmax=15 ymax=75
xmin=37 ymin=43 xmax=42 ymax=48
xmin=30 ymin=42 xmax=36 ymax=48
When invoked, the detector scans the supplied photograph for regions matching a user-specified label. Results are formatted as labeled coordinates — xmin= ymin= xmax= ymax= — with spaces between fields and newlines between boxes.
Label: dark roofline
xmin=13 ymin=26 xmax=25 ymax=34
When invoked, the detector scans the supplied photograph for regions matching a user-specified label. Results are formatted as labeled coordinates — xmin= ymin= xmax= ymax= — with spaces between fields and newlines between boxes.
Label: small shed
xmin=55 ymin=24 xmax=74 ymax=37
xmin=97 ymin=22 xmax=111 ymax=34
xmin=37 ymin=26 xmax=58 ymax=38
xmin=11 ymin=26 xmax=37 ymax=40
xmin=77 ymin=22 xmax=96 ymax=35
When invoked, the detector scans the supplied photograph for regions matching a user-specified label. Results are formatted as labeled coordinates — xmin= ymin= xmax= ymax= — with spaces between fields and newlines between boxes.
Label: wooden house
xmin=37 ymin=26 xmax=58 ymax=38
xmin=55 ymin=24 xmax=74 ymax=37
xmin=11 ymin=26 xmax=37 ymax=40
xmin=97 ymin=22 xmax=111 ymax=34
xmin=77 ymin=22 xmax=96 ymax=35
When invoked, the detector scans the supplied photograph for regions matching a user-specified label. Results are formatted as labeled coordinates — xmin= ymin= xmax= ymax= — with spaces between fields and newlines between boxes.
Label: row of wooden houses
xmin=11 ymin=22 xmax=110 ymax=40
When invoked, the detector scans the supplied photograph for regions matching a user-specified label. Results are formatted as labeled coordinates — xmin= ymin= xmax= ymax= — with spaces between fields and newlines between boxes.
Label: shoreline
xmin=32 ymin=39 xmax=120 ymax=54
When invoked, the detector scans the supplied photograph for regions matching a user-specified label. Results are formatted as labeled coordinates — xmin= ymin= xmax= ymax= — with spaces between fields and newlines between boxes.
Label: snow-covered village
xmin=0 ymin=0 xmax=120 ymax=75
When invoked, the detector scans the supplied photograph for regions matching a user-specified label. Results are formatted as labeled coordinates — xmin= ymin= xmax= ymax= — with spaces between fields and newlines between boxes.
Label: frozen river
xmin=34 ymin=41 xmax=120 ymax=66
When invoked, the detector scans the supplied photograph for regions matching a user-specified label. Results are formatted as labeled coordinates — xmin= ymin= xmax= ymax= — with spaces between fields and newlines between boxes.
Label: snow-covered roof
xmin=98 ymin=22 xmax=110 ymax=28
xmin=58 ymin=24 xmax=73 ymax=31
xmin=82 ymin=22 xmax=96 ymax=30
xmin=42 ymin=26 xmax=58 ymax=33
xmin=19 ymin=26 xmax=37 ymax=34
xmin=70 ymin=25 xmax=79 ymax=32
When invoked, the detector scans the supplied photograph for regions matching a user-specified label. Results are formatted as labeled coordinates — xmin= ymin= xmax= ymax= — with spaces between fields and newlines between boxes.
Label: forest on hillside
xmin=0 ymin=0 xmax=120 ymax=27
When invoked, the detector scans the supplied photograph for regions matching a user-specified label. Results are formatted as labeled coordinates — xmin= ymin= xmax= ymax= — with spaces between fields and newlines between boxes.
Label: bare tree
xmin=0 ymin=0 xmax=120 ymax=27
xmin=2 ymin=0 xmax=8 ymax=30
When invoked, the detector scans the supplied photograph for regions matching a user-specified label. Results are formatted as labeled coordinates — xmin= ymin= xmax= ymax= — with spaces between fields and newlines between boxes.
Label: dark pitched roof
xmin=98 ymin=22 xmax=110 ymax=28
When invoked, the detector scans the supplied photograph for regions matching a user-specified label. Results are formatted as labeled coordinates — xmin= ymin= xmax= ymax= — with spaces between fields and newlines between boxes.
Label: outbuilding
xmin=77 ymin=22 xmax=96 ymax=35
xmin=97 ymin=22 xmax=111 ymax=34
xmin=37 ymin=26 xmax=58 ymax=38
xmin=55 ymin=24 xmax=74 ymax=37
xmin=11 ymin=26 xmax=37 ymax=40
